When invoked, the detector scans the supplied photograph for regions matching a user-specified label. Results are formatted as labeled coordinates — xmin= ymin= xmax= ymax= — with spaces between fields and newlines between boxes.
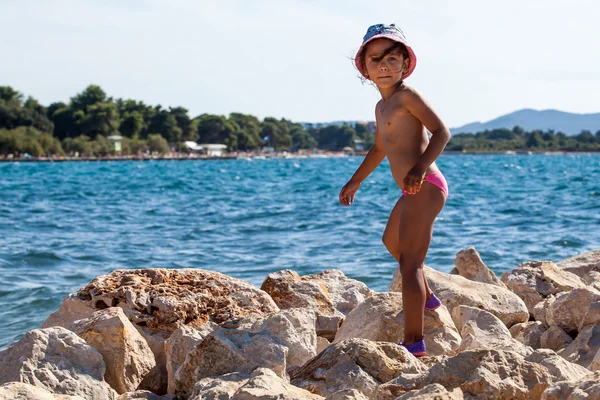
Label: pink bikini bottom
xmin=402 ymin=171 xmax=448 ymax=199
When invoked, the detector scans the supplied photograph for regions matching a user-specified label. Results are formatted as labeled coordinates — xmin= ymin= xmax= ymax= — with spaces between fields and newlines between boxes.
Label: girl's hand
xmin=403 ymin=165 xmax=426 ymax=195
xmin=339 ymin=180 xmax=361 ymax=206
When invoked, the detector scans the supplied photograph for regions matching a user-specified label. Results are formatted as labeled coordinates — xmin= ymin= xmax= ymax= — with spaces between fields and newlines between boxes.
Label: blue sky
xmin=1 ymin=0 xmax=599 ymax=127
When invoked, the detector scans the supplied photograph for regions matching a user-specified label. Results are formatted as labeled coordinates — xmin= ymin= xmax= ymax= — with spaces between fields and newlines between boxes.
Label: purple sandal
xmin=400 ymin=337 xmax=426 ymax=357
xmin=425 ymin=293 xmax=441 ymax=311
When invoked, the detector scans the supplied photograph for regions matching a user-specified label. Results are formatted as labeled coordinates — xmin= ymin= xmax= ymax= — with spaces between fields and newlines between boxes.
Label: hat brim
xmin=354 ymin=34 xmax=417 ymax=80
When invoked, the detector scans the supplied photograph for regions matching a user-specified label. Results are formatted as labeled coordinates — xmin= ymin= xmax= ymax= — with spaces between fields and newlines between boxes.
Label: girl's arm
xmin=349 ymin=138 xmax=386 ymax=183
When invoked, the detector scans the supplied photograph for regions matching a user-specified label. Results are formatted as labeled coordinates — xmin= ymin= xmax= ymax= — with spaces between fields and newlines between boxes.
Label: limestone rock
xmin=525 ymin=349 xmax=591 ymax=383
xmin=117 ymin=391 xmax=175 ymax=400
xmin=532 ymin=296 xmax=556 ymax=327
xmin=540 ymin=325 xmax=573 ymax=352
xmin=454 ymin=247 xmax=505 ymax=287
xmin=325 ymin=389 xmax=369 ymax=400
xmin=189 ymin=367 xmax=324 ymax=400
xmin=396 ymin=384 xmax=464 ymax=400
xmin=500 ymin=261 xmax=586 ymax=316
xmin=42 ymin=294 xmax=97 ymax=330
xmin=510 ymin=321 xmax=546 ymax=349
xmin=545 ymin=288 xmax=600 ymax=335
xmin=557 ymin=249 xmax=600 ymax=284
xmin=0 ymin=382 xmax=86 ymax=400
xmin=541 ymin=372 xmax=600 ymax=400
xmin=0 ymin=327 xmax=116 ymax=400
xmin=317 ymin=337 xmax=331 ymax=354
xmin=452 ymin=305 xmax=533 ymax=356
xmin=558 ymin=322 xmax=600 ymax=370
xmin=390 ymin=266 xmax=528 ymax=328
xmin=72 ymin=308 xmax=156 ymax=394
xmin=164 ymin=323 xmax=216 ymax=394
xmin=290 ymin=338 xmax=427 ymax=398
xmin=386 ymin=349 xmax=553 ymax=400
xmin=260 ymin=269 xmax=373 ymax=340
xmin=170 ymin=326 xmax=288 ymax=397
xmin=580 ymin=300 xmax=600 ymax=330
xmin=333 ymin=292 xmax=460 ymax=357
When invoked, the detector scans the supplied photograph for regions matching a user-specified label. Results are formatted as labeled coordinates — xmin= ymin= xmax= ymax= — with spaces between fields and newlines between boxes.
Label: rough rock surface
xmin=72 ymin=308 xmax=156 ymax=394
xmin=541 ymin=372 xmax=600 ymax=400
xmin=260 ymin=269 xmax=373 ymax=340
xmin=0 ymin=382 xmax=86 ymax=400
xmin=189 ymin=367 xmax=324 ymax=400
xmin=557 ymin=249 xmax=600 ymax=284
xmin=558 ymin=322 xmax=600 ymax=370
xmin=545 ymin=288 xmax=600 ymax=334
xmin=540 ymin=325 xmax=573 ymax=352
xmin=454 ymin=247 xmax=505 ymax=287
xmin=333 ymin=292 xmax=460 ymax=357
xmin=396 ymin=384 xmax=465 ymax=400
xmin=390 ymin=266 xmax=529 ymax=327
xmin=385 ymin=349 xmax=553 ymax=400
xmin=117 ymin=391 xmax=175 ymax=400
xmin=525 ymin=349 xmax=591 ymax=383
xmin=510 ymin=321 xmax=546 ymax=349
xmin=291 ymin=338 xmax=427 ymax=398
xmin=0 ymin=327 xmax=116 ymax=400
xmin=500 ymin=261 xmax=586 ymax=316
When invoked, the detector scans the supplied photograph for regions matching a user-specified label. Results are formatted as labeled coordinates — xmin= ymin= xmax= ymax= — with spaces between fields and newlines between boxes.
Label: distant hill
xmin=450 ymin=109 xmax=600 ymax=135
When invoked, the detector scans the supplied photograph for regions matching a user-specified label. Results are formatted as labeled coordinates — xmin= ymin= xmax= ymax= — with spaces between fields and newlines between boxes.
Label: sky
xmin=1 ymin=0 xmax=599 ymax=128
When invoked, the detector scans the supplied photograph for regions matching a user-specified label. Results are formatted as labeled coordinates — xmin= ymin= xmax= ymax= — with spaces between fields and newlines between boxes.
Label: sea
xmin=1 ymin=154 xmax=599 ymax=348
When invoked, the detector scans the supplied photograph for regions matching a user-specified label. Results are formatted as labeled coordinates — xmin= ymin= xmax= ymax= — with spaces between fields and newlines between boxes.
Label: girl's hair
xmin=357 ymin=41 xmax=410 ymax=78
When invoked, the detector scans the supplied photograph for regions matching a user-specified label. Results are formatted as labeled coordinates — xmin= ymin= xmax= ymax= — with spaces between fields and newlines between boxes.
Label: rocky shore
xmin=0 ymin=248 xmax=599 ymax=399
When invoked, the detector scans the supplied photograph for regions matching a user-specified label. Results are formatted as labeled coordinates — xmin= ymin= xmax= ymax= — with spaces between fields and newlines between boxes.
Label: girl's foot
xmin=400 ymin=337 xmax=426 ymax=357
xmin=425 ymin=293 xmax=441 ymax=311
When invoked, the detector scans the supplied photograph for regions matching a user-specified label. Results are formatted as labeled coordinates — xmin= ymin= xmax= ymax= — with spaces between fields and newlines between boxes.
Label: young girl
xmin=339 ymin=23 xmax=451 ymax=357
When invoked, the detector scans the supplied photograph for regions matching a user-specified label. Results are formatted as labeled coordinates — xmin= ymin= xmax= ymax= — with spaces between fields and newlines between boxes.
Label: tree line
xmin=0 ymin=85 xmax=374 ymax=157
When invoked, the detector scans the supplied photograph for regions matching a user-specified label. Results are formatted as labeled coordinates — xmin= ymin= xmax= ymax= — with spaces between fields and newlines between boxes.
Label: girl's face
xmin=363 ymin=38 xmax=409 ymax=88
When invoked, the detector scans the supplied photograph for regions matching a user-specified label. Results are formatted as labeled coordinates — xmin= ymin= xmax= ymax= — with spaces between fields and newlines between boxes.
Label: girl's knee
xmin=399 ymin=257 xmax=424 ymax=275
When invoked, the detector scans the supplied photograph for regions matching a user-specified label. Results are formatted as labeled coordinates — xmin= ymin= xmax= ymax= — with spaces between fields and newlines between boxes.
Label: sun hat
xmin=354 ymin=23 xmax=417 ymax=79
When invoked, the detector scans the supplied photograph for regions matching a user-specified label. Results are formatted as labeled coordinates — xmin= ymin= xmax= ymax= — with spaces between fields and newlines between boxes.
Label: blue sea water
xmin=0 ymin=154 xmax=599 ymax=348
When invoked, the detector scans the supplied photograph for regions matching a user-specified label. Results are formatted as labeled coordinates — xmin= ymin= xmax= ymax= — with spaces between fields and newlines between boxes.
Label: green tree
xmin=147 ymin=134 xmax=170 ymax=154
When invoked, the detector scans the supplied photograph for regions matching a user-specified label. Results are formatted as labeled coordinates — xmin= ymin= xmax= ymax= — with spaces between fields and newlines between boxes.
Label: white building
xmin=184 ymin=142 xmax=228 ymax=157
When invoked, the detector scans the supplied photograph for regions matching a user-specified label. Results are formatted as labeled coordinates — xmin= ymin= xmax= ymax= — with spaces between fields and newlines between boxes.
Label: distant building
xmin=184 ymin=142 xmax=227 ymax=157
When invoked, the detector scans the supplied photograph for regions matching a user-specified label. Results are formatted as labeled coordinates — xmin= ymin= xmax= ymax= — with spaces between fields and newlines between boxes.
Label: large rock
xmin=558 ymin=322 xmax=600 ymax=371
xmin=500 ymin=261 xmax=586 ymax=316
xmin=396 ymin=384 xmax=464 ymax=400
xmin=390 ymin=266 xmax=529 ymax=328
xmin=541 ymin=371 xmax=600 ymax=400
xmin=451 ymin=305 xmax=533 ymax=356
xmin=0 ymin=382 xmax=86 ymax=400
xmin=164 ymin=323 xmax=216 ymax=394
xmin=525 ymin=349 xmax=592 ymax=383
xmin=0 ymin=327 xmax=116 ymax=400
xmin=540 ymin=325 xmax=573 ymax=352
xmin=117 ymin=391 xmax=175 ymax=400
xmin=260 ymin=269 xmax=373 ymax=340
xmin=384 ymin=349 xmax=553 ymax=400
xmin=333 ymin=292 xmax=460 ymax=357
xmin=72 ymin=308 xmax=156 ymax=394
xmin=454 ymin=247 xmax=505 ymax=287
xmin=545 ymin=288 xmax=600 ymax=335
xmin=325 ymin=389 xmax=369 ymax=400
xmin=42 ymin=269 xmax=280 ymax=394
xmin=170 ymin=326 xmax=288 ymax=397
xmin=189 ymin=367 xmax=324 ymax=400
xmin=290 ymin=338 xmax=427 ymax=398
xmin=510 ymin=321 xmax=546 ymax=349
xmin=557 ymin=249 xmax=600 ymax=284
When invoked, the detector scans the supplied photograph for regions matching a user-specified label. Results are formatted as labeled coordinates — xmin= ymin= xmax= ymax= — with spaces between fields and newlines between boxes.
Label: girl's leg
xmin=382 ymin=197 xmax=432 ymax=299
xmin=398 ymin=183 xmax=445 ymax=344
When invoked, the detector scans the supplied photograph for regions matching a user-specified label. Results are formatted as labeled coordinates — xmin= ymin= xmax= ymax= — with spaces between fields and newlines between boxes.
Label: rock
xmin=0 ymin=382 xmax=86 ymax=400
xmin=72 ymin=308 xmax=156 ymax=394
xmin=545 ymin=288 xmax=600 ymax=335
xmin=170 ymin=326 xmax=288 ymax=397
xmin=390 ymin=266 xmax=528 ymax=328
xmin=396 ymin=384 xmax=464 ymax=400
xmin=189 ymin=368 xmax=324 ymax=400
xmin=540 ymin=325 xmax=573 ymax=352
xmin=451 ymin=305 xmax=533 ymax=356
xmin=260 ymin=269 xmax=373 ymax=340
xmin=164 ymin=323 xmax=216 ymax=394
xmin=0 ymin=327 xmax=116 ymax=400
xmin=290 ymin=338 xmax=427 ymax=398
xmin=317 ymin=337 xmax=331 ymax=354
xmin=454 ymin=247 xmax=505 ymax=287
xmin=385 ymin=349 xmax=553 ymax=400
xmin=333 ymin=292 xmax=460 ymax=357
xmin=510 ymin=321 xmax=546 ymax=349
xmin=325 ymin=389 xmax=369 ymax=400
xmin=117 ymin=391 xmax=175 ymax=400
xmin=541 ymin=372 xmax=600 ymax=400
xmin=532 ymin=296 xmax=556 ymax=327
xmin=525 ymin=349 xmax=592 ymax=383
xmin=42 ymin=269 xmax=280 ymax=395
xmin=558 ymin=322 xmax=600 ymax=370
xmin=557 ymin=249 xmax=600 ymax=284
xmin=500 ymin=261 xmax=586 ymax=316
xmin=580 ymin=300 xmax=600 ymax=330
